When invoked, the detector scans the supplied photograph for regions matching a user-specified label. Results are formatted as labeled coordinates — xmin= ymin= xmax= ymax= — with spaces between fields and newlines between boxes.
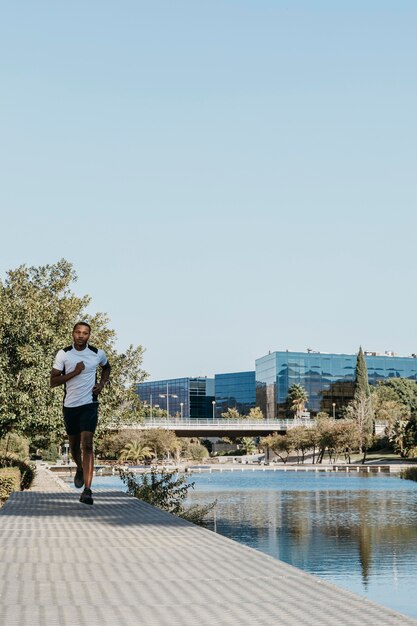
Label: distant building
xmin=137 ymin=377 xmax=215 ymax=419
xmin=214 ymin=371 xmax=256 ymax=417
xmin=256 ymin=350 xmax=417 ymax=419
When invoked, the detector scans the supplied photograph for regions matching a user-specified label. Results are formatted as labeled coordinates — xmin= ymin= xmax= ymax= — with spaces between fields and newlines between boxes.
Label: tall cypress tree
xmin=354 ymin=346 xmax=370 ymax=399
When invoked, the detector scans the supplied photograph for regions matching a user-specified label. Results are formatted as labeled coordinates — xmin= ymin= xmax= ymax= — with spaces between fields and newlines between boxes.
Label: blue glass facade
xmin=214 ymin=371 xmax=256 ymax=417
xmin=137 ymin=377 xmax=215 ymax=419
xmin=256 ymin=351 xmax=417 ymax=419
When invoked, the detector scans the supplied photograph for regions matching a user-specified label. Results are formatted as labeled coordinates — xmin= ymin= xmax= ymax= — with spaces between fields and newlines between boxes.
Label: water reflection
xmin=187 ymin=472 xmax=417 ymax=618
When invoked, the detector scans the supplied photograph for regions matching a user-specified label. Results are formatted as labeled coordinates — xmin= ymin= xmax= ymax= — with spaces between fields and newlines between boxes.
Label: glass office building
xmin=214 ymin=371 xmax=256 ymax=418
xmin=256 ymin=350 xmax=417 ymax=419
xmin=137 ymin=377 xmax=215 ymax=419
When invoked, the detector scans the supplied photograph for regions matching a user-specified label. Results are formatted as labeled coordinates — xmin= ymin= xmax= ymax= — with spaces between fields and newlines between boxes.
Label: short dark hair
xmin=73 ymin=321 xmax=91 ymax=333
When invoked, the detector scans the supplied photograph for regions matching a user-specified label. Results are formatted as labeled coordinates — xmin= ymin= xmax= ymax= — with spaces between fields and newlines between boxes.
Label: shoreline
xmin=48 ymin=460 xmax=414 ymax=476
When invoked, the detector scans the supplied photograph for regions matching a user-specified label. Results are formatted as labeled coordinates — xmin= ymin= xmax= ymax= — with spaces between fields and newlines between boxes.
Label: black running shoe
xmin=74 ymin=468 xmax=84 ymax=489
xmin=79 ymin=488 xmax=93 ymax=505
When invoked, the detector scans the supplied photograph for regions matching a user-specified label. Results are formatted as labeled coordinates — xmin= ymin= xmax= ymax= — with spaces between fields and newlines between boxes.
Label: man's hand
xmin=92 ymin=381 xmax=105 ymax=395
xmin=74 ymin=361 xmax=85 ymax=375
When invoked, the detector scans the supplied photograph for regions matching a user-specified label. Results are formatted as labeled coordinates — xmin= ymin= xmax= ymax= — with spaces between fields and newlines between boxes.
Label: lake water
xmin=81 ymin=470 xmax=417 ymax=619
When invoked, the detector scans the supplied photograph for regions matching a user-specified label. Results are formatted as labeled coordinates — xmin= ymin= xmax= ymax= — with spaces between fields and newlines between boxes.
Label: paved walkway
xmin=0 ymin=469 xmax=416 ymax=626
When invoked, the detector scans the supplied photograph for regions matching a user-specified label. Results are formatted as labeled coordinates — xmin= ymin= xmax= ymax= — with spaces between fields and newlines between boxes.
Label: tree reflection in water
xmin=187 ymin=471 xmax=417 ymax=619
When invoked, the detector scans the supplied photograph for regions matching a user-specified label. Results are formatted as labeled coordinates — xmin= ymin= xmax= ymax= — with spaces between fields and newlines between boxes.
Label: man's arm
xmin=92 ymin=361 xmax=111 ymax=395
xmin=50 ymin=362 xmax=85 ymax=388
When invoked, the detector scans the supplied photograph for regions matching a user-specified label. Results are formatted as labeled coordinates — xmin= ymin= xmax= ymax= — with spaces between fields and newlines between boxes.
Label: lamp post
xmin=212 ymin=400 xmax=216 ymax=420
xmin=332 ymin=402 xmax=336 ymax=419
xmin=180 ymin=402 xmax=184 ymax=419
xmin=159 ymin=383 xmax=178 ymax=418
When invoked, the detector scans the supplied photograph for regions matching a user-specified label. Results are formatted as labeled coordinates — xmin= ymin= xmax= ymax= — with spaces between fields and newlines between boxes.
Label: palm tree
xmin=240 ymin=437 xmax=256 ymax=454
xmin=288 ymin=383 xmax=308 ymax=419
xmin=118 ymin=440 xmax=153 ymax=465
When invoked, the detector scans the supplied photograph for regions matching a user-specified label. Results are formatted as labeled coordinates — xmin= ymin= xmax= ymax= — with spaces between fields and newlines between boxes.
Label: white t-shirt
xmin=53 ymin=345 xmax=108 ymax=408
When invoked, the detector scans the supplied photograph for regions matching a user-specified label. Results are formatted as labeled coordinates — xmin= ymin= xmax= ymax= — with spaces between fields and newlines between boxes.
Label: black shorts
xmin=63 ymin=403 xmax=99 ymax=436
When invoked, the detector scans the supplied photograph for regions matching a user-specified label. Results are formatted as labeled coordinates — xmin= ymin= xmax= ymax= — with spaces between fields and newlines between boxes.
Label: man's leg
xmin=68 ymin=434 xmax=82 ymax=469
xmin=81 ymin=431 xmax=94 ymax=490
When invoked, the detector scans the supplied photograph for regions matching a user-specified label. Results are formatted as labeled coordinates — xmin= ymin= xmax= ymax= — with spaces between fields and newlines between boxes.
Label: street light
xmin=332 ymin=402 xmax=336 ymax=419
xmin=212 ymin=400 xmax=216 ymax=420
xmin=159 ymin=383 xmax=178 ymax=418
xmin=180 ymin=402 xmax=184 ymax=419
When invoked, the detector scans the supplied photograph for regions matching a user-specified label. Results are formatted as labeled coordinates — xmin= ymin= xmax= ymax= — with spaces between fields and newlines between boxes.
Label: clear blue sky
xmin=1 ymin=1 xmax=416 ymax=380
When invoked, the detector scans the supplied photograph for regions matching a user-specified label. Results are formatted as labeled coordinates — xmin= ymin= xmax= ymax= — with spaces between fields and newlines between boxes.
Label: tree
xmin=288 ymin=384 xmax=308 ymax=418
xmin=141 ymin=429 xmax=180 ymax=460
xmin=187 ymin=443 xmax=209 ymax=462
xmin=286 ymin=426 xmax=312 ymax=464
xmin=246 ymin=407 xmax=264 ymax=421
xmin=0 ymin=432 xmax=30 ymax=460
xmin=118 ymin=440 xmax=153 ymax=464
xmin=240 ymin=437 xmax=257 ymax=454
xmin=354 ymin=346 xmax=371 ymax=400
xmin=260 ymin=433 xmax=291 ymax=464
xmin=0 ymin=260 xmax=147 ymax=446
xmin=347 ymin=347 xmax=374 ymax=461
xmin=345 ymin=394 xmax=374 ymax=461
xmin=221 ymin=407 xmax=242 ymax=420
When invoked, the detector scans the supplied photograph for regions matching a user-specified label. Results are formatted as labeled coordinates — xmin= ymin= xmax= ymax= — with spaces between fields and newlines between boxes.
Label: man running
xmin=50 ymin=322 xmax=111 ymax=505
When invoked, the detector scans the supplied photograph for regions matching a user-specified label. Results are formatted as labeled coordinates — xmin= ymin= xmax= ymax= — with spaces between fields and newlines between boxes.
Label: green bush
xmin=400 ymin=467 xmax=417 ymax=482
xmin=119 ymin=467 xmax=215 ymax=525
xmin=0 ymin=432 xmax=30 ymax=460
xmin=0 ymin=455 xmax=36 ymax=490
xmin=38 ymin=443 xmax=61 ymax=463
xmin=0 ymin=468 xmax=21 ymax=501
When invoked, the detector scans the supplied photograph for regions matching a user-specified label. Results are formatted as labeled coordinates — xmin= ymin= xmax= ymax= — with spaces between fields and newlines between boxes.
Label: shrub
xmin=0 ymin=468 xmax=21 ymax=501
xmin=38 ymin=443 xmax=61 ymax=463
xmin=0 ymin=455 xmax=36 ymax=490
xmin=187 ymin=443 xmax=209 ymax=462
xmin=0 ymin=433 xmax=30 ymax=460
xmin=118 ymin=467 xmax=215 ymax=525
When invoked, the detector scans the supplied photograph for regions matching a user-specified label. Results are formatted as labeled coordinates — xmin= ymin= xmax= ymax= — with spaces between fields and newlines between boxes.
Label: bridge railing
xmin=111 ymin=419 xmax=387 ymax=433
xmin=120 ymin=418 xmax=315 ymax=430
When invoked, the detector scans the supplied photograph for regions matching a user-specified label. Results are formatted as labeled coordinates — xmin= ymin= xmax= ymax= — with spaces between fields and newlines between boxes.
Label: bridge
xmin=117 ymin=418 xmax=387 ymax=438
xmin=119 ymin=418 xmax=307 ymax=437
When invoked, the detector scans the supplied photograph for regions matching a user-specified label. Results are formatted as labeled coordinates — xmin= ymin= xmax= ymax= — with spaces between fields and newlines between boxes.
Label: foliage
xmin=186 ymin=443 xmax=209 ymax=461
xmin=0 ymin=455 xmax=35 ymax=490
xmin=260 ymin=433 xmax=291 ymax=463
xmin=389 ymin=419 xmax=414 ymax=458
xmin=286 ymin=426 xmax=312 ymax=464
xmin=141 ymin=429 xmax=180 ymax=460
xmin=345 ymin=393 xmax=374 ymax=459
xmin=240 ymin=437 xmax=257 ymax=454
xmin=0 ymin=467 xmax=21 ymax=501
xmin=118 ymin=467 xmax=215 ymax=525
xmin=246 ymin=407 xmax=264 ymax=421
xmin=221 ymin=407 xmax=242 ymax=420
xmin=95 ymin=430 xmax=140 ymax=459
xmin=136 ymin=404 xmax=168 ymax=419
xmin=354 ymin=347 xmax=371 ymax=399
xmin=374 ymin=378 xmax=417 ymax=415
xmin=0 ymin=260 xmax=147 ymax=444
xmin=118 ymin=440 xmax=153 ymax=464
xmin=39 ymin=442 xmax=61 ymax=463
xmin=288 ymin=384 xmax=308 ymax=418
xmin=0 ymin=432 xmax=30 ymax=460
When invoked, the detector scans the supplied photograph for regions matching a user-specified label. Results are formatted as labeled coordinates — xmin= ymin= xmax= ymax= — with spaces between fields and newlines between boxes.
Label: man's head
xmin=72 ymin=322 xmax=91 ymax=348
